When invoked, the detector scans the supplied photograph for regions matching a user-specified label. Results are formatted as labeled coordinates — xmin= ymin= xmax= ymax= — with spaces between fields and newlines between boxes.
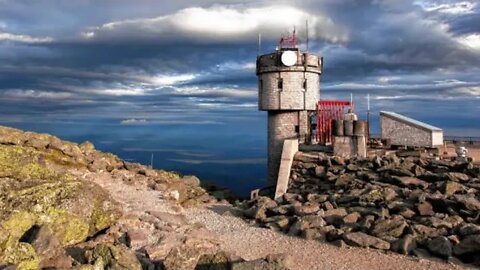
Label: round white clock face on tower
xmin=281 ymin=51 xmax=297 ymax=67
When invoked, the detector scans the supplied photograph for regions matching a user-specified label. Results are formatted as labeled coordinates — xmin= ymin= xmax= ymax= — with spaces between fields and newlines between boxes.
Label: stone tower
xmin=256 ymin=41 xmax=322 ymax=184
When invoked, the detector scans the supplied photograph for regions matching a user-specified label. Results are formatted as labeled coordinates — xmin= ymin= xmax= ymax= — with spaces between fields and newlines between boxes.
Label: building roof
xmin=380 ymin=111 xmax=442 ymax=132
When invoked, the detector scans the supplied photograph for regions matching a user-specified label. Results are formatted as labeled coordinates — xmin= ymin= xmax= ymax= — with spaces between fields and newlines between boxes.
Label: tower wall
xmin=267 ymin=111 xmax=309 ymax=183
xmin=257 ymin=49 xmax=322 ymax=184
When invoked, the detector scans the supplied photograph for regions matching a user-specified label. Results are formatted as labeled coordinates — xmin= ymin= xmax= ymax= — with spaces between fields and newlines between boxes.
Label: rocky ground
xmin=241 ymin=151 xmax=480 ymax=267
xmin=0 ymin=126 xmax=287 ymax=269
xmin=2 ymin=125 xmax=478 ymax=270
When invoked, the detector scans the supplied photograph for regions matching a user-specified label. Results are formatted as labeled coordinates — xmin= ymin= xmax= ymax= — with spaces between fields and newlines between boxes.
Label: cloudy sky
xmin=1 ymin=0 xmax=479 ymax=192
xmin=1 ymin=0 xmax=479 ymax=134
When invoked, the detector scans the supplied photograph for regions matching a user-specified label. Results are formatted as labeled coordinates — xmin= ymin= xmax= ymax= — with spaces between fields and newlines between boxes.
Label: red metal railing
xmin=317 ymin=100 xmax=353 ymax=144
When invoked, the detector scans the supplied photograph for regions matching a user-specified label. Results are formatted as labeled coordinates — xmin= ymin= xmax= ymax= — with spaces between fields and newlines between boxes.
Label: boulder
xmin=265 ymin=216 xmax=290 ymax=231
xmin=398 ymin=208 xmax=416 ymax=219
xmin=391 ymin=235 xmax=417 ymax=255
xmin=21 ymin=225 xmax=72 ymax=269
xmin=343 ymin=212 xmax=361 ymax=224
xmin=392 ymin=176 xmax=428 ymax=189
xmin=195 ymin=251 xmax=232 ymax=270
xmin=412 ymin=224 xmax=443 ymax=239
xmin=454 ymin=195 xmax=480 ymax=211
xmin=453 ymin=234 xmax=480 ymax=256
xmin=426 ymin=236 xmax=452 ymax=258
xmin=335 ymin=174 xmax=355 ymax=187
xmin=441 ymin=181 xmax=464 ymax=197
xmin=331 ymin=156 xmax=345 ymax=166
xmin=301 ymin=215 xmax=327 ymax=228
xmin=231 ymin=254 xmax=292 ymax=270
xmin=314 ymin=166 xmax=326 ymax=177
xmin=301 ymin=228 xmax=323 ymax=240
xmin=446 ymin=172 xmax=470 ymax=182
xmin=293 ymin=202 xmax=320 ymax=216
xmin=85 ymin=243 xmax=142 ymax=270
xmin=306 ymin=194 xmax=328 ymax=204
xmin=163 ymin=246 xmax=202 ymax=270
xmin=371 ymin=215 xmax=407 ymax=238
xmin=417 ymin=201 xmax=434 ymax=216
xmin=126 ymin=229 xmax=149 ymax=250
xmin=343 ymin=232 xmax=390 ymax=250
xmin=454 ymin=223 xmax=480 ymax=236
xmin=0 ymin=145 xmax=121 ymax=245
xmin=287 ymin=219 xmax=310 ymax=236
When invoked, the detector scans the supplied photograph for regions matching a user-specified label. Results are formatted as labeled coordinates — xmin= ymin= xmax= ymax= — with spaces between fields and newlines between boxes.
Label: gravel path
xmin=186 ymin=204 xmax=470 ymax=270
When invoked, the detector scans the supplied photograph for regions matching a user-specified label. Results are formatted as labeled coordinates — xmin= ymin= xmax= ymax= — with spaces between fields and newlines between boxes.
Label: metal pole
xmin=258 ymin=33 xmax=262 ymax=56
xmin=367 ymin=94 xmax=371 ymax=139
xmin=306 ymin=20 xmax=309 ymax=52
xmin=350 ymin=93 xmax=353 ymax=112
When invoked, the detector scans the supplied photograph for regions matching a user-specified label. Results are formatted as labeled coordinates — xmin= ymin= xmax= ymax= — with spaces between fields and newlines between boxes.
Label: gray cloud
xmin=0 ymin=0 xmax=478 ymax=134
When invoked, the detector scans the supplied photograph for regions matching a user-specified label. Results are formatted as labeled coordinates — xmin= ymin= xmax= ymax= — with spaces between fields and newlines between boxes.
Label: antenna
xmin=150 ymin=153 xmax=154 ymax=168
xmin=367 ymin=93 xmax=370 ymax=111
xmin=306 ymin=20 xmax=309 ymax=52
xmin=257 ymin=33 xmax=262 ymax=56
xmin=367 ymin=93 xmax=371 ymax=140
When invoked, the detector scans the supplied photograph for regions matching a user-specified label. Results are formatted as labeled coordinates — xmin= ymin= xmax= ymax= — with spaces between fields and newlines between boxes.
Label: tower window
xmin=303 ymin=79 xmax=307 ymax=90
xmin=259 ymin=79 xmax=263 ymax=91
xmin=278 ymin=78 xmax=283 ymax=89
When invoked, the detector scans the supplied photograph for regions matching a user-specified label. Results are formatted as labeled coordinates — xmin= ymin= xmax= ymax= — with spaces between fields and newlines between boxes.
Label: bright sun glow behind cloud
xmin=83 ymin=5 xmax=349 ymax=43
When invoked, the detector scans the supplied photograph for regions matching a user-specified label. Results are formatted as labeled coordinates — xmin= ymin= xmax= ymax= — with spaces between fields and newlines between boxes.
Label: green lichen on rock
xmin=89 ymin=199 xmax=122 ymax=235
xmin=0 ymin=128 xmax=122 ymax=269
xmin=41 ymin=207 xmax=90 ymax=245
xmin=1 ymin=211 xmax=37 ymax=240
xmin=0 ymin=145 xmax=57 ymax=180
xmin=158 ymin=170 xmax=182 ymax=180
xmin=85 ymin=243 xmax=142 ymax=270
xmin=1 ymin=242 xmax=39 ymax=270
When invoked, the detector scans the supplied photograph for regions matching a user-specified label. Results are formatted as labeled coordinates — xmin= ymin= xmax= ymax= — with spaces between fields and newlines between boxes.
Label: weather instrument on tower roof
xmin=281 ymin=51 xmax=297 ymax=66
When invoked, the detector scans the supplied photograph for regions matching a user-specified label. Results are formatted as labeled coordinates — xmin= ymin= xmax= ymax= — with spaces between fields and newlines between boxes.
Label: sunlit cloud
xmin=0 ymin=32 xmax=53 ymax=43
xmin=120 ymin=118 xmax=148 ymax=125
xmin=457 ymin=33 xmax=480 ymax=51
xmin=4 ymin=89 xmax=73 ymax=99
xmin=82 ymin=5 xmax=349 ymax=43
xmin=415 ymin=1 xmax=477 ymax=14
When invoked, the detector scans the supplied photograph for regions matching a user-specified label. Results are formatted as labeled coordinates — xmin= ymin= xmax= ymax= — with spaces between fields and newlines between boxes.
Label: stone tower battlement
xmin=257 ymin=49 xmax=322 ymax=111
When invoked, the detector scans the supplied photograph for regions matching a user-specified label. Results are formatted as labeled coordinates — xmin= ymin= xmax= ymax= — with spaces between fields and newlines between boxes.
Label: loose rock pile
xmin=242 ymin=152 xmax=480 ymax=265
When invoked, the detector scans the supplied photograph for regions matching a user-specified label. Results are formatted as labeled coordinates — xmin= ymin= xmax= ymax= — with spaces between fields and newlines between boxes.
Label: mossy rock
xmin=85 ymin=243 xmax=142 ymax=270
xmin=1 ymin=242 xmax=39 ymax=270
xmin=0 ymin=139 xmax=122 ymax=269
xmin=0 ymin=126 xmax=26 ymax=145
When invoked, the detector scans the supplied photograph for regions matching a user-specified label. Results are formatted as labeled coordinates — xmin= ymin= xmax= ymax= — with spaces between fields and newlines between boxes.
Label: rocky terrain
xmin=0 ymin=126 xmax=289 ymax=270
xmin=2 ymin=125 xmax=477 ymax=270
xmin=241 ymin=151 xmax=480 ymax=266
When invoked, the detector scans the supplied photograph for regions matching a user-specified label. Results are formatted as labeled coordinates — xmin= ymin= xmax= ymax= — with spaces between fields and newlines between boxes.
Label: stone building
xmin=380 ymin=111 xmax=443 ymax=148
xmin=257 ymin=45 xmax=322 ymax=184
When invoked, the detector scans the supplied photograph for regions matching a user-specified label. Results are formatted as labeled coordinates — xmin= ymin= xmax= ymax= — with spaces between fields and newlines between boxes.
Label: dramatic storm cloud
xmin=0 ymin=0 xmax=479 ymax=134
